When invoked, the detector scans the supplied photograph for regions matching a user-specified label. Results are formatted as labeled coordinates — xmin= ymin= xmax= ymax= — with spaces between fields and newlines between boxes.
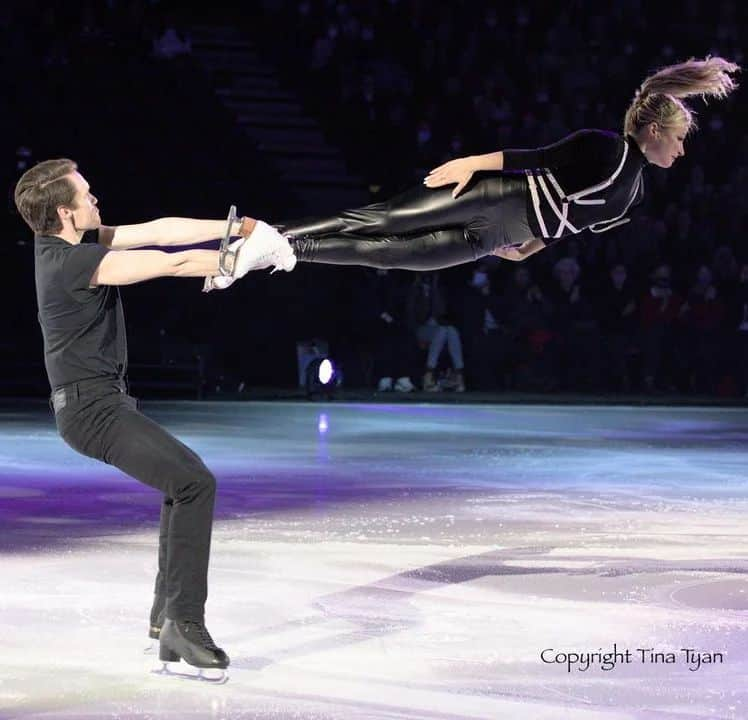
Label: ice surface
xmin=1 ymin=401 xmax=746 ymax=719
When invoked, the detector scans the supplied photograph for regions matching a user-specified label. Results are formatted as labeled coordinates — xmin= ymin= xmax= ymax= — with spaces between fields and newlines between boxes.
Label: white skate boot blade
xmin=151 ymin=659 xmax=228 ymax=684
xmin=143 ymin=640 xmax=156 ymax=655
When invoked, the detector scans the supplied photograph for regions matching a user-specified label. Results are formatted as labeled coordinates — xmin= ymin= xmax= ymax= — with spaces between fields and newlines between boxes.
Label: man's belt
xmin=51 ymin=377 xmax=127 ymax=414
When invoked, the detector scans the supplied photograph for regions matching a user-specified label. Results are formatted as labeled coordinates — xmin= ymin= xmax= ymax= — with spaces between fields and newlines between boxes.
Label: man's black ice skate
xmin=155 ymin=618 xmax=229 ymax=682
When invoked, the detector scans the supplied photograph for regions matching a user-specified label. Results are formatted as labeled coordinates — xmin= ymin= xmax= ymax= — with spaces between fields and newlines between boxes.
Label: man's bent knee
xmin=174 ymin=468 xmax=216 ymax=504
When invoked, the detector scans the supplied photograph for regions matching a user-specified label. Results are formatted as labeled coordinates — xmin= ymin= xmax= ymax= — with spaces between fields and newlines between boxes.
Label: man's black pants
xmin=53 ymin=377 xmax=216 ymax=621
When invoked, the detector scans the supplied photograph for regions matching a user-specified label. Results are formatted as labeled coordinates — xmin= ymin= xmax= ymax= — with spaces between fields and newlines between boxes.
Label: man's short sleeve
xmin=61 ymin=240 xmax=110 ymax=301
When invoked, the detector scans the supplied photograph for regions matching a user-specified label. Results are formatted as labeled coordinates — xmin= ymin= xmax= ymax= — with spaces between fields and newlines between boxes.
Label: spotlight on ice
xmin=304 ymin=355 xmax=340 ymax=399
xmin=318 ymin=359 xmax=334 ymax=385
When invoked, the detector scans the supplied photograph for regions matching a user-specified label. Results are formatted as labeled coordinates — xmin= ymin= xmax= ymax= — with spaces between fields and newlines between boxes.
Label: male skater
xmin=14 ymin=158 xmax=295 ymax=678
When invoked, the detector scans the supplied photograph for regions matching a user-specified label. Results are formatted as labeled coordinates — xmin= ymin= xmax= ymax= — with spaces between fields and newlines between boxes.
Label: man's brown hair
xmin=14 ymin=159 xmax=79 ymax=235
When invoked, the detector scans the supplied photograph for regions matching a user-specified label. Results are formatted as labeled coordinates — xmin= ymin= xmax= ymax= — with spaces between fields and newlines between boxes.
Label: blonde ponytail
xmin=624 ymin=56 xmax=740 ymax=136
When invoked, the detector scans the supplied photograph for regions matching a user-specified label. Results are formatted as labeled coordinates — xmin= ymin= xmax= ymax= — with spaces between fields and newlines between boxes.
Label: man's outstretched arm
xmin=90 ymin=249 xmax=226 ymax=286
xmin=89 ymin=218 xmax=294 ymax=287
xmin=99 ymin=218 xmax=246 ymax=250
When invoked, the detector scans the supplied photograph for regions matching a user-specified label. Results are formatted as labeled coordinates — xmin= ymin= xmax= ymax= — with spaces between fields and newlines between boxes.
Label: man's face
xmin=62 ymin=171 xmax=101 ymax=231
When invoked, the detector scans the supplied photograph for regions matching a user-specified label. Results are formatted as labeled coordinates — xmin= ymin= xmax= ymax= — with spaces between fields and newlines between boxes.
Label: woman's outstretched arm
xmin=425 ymin=130 xmax=615 ymax=197
xmin=424 ymin=152 xmax=505 ymax=197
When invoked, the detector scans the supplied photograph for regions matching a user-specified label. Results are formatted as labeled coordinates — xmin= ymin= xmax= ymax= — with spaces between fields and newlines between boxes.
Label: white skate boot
xmin=202 ymin=221 xmax=296 ymax=292
xmin=233 ymin=221 xmax=297 ymax=275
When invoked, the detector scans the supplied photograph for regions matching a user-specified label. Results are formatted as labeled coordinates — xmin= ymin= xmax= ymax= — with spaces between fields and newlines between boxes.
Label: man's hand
xmin=202 ymin=221 xmax=296 ymax=292
xmin=424 ymin=156 xmax=477 ymax=198
xmin=202 ymin=237 xmax=245 ymax=293
xmin=202 ymin=274 xmax=235 ymax=292
xmin=492 ymin=243 xmax=525 ymax=261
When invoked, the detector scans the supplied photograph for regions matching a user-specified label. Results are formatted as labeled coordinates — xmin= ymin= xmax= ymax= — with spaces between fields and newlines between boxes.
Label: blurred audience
xmin=3 ymin=1 xmax=747 ymax=396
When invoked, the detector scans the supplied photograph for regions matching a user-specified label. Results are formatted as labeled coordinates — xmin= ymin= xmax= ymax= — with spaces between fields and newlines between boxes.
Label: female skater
xmin=261 ymin=56 xmax=738 ymax=272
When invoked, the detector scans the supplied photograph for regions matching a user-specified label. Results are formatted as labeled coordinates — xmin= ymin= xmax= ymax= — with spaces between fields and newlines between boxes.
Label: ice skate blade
xmin=143 ymin=641 xmax=156 ymax=655
xmin=152 ymin=660 xmax=228 ymax=684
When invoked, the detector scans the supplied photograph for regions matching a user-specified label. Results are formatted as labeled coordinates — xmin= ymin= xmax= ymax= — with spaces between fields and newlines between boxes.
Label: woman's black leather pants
xmin=276 ymin=173 xmax=535 ymax=271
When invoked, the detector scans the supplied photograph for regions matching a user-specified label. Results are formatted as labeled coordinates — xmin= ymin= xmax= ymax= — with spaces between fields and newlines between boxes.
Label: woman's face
xmin=644 ymin=122 xmax=687 ymax=169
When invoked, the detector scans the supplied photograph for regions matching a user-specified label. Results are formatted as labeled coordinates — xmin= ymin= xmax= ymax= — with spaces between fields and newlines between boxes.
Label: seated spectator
xmin=460 ymin=264 xmax=508 ymax=390
xmin=733 ymin=263 xmax=748 ymax=396
xmin=406 ymin=272 xmax=465 ymax=392
xmin=548 ymin=257 xmax=600 ymax=391
xmin=638 ymin=264 xmax=688 ymax=392
xmin=153 ymin=20 xmax=192 ymax=60
xmin=350 ymin=268 xmax=417 ymax=392
xmin=598 ymin=263 xmax=638 ymax=392
xmin=684 ymin=265 xmax=725 ymax=393
xmin=501 ymin=266 xmax=555 ymax=390
xmin=711 ymin=244 xmax=740 ymax=306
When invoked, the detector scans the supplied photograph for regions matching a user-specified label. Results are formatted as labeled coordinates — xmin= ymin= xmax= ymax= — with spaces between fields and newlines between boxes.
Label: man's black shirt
xmin=35 ymin=229 xmax=127 ymax=390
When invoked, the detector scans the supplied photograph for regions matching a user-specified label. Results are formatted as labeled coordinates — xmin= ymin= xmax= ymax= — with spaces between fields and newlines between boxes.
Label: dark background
xmin=1 ymin=0 xmax=746 ymax=398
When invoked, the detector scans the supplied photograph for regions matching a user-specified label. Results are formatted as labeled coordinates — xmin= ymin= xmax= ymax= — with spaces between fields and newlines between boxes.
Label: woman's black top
xmin=502 ymin=129 xmax=649 ymax=243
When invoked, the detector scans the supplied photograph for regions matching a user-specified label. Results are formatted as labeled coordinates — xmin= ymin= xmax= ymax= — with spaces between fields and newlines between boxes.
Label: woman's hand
xmin=492 ymin=243 xmax=525 ymax=261
xmin=424 ymin=156 xmax=477 ymax=198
